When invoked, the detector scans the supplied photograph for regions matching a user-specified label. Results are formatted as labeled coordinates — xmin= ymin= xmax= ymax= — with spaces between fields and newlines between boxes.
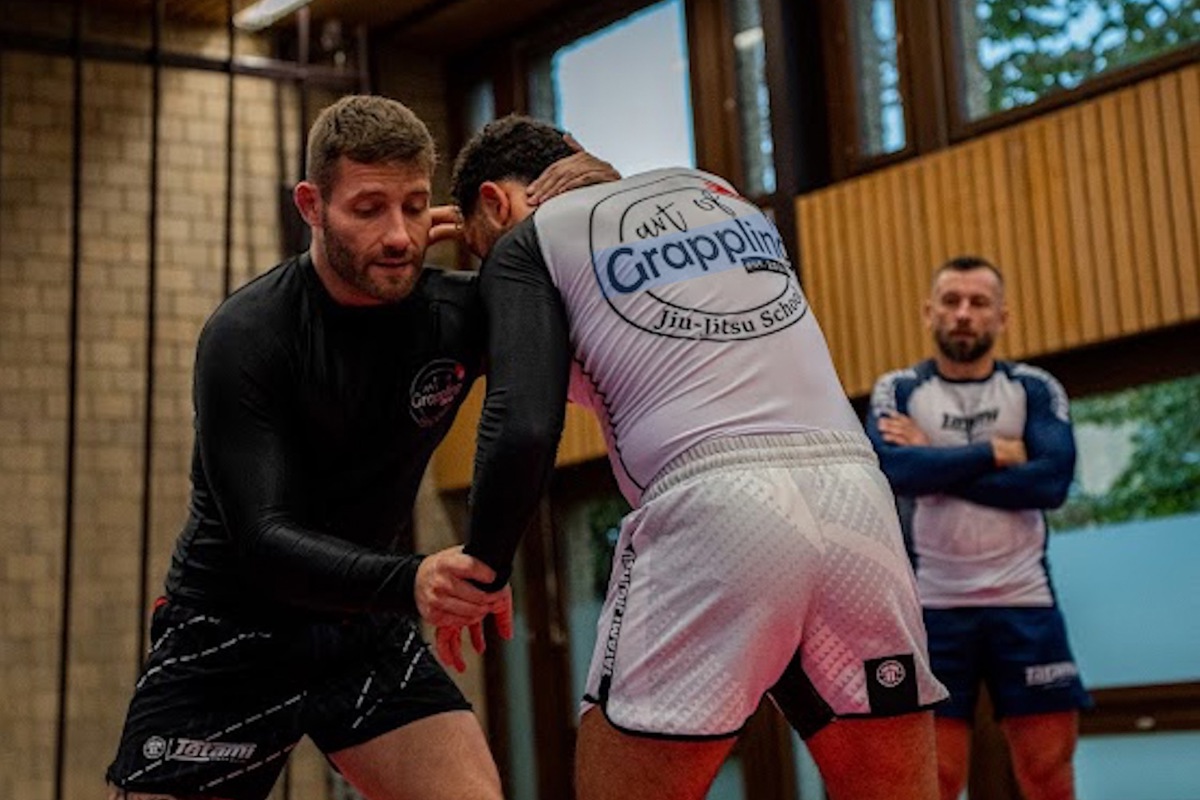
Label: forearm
xmin=463 ymin=219 xmax=570 ymax=589
xmin=463 ymin=413 xmax=562 ymax=590
xmin=239 ymin=516 xmax=424 ymax=613
xmin=949 ymin=455 xmax=1073 ymax=509
xmin=875 ymin=442 xmax=997 ymax=496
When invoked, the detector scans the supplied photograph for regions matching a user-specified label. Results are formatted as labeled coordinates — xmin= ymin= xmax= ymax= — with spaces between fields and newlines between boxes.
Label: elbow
xmin=876 ymin=455 xmax=917 ymax=497
xmin=488 ymin=414 xmax=561 ymax=474
xmin=1040 ymin=478 xmax=1072 ymax=510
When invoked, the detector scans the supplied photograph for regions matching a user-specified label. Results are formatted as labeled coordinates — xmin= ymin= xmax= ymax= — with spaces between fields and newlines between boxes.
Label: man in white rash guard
xmin=447 ymin=115 xmax=947 ymax=800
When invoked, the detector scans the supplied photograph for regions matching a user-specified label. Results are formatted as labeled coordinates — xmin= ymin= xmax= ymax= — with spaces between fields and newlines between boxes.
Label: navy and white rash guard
xmin=867 ymin=360 xmax=1076 ymax=607
xmin=466 ymin=168 xmax=862 ymax=587
xmin=165 ymin=253 xmax=483 ymax=622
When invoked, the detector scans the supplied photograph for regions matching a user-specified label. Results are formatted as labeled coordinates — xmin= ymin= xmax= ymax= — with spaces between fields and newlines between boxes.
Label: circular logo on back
xmin=875 ymin=659 xmax=907 ymax=689
xmin=409 ymin=359 xmax=467 ymax=428
xmin=588 ymin=174 xmax=807 ymax=341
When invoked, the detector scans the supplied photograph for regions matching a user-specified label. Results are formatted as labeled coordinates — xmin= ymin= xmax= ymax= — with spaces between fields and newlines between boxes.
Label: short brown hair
xmin=306 ymin=95 xmax=436 ymax=198
xmin=933 ymin=255 xmax=1004 ymax=291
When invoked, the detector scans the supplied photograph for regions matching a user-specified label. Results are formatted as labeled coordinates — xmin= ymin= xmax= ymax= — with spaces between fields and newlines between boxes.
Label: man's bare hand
xmin=526 ymin=134 xmax=620 ymax=205
xmin=877 ymin=412 xmax=931 ymax=446
xmin=435 ymin=586 xmax=514 ymax=673
xmin=414 ymin=546 xmax=498 ymax=629
xmin=991 ymin=437 xmax=1027 ymax=467
xmin=428 ymin=204 xmax=464 ymax=246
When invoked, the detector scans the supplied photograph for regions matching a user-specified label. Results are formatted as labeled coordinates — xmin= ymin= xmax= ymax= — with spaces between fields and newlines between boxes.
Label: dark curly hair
xmin=450 ymin=114 xmax=575 ymax=216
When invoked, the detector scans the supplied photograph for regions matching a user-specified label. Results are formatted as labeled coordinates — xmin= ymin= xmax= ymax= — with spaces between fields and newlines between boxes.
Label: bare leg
xmin=804 ymin=711 xmax=938 ymax=800
xmin=1001 ymin=711 xmax=1078 ymax=800
xmin=574 ymin=707 xmax=738 ymax=800
xmin=327 ymin=710 xmax=502 ymax=800
xmin=933 ymin=717 xmax=971 ymax=800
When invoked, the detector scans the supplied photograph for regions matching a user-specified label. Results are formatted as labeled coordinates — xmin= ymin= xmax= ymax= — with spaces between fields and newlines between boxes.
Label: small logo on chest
xmin=410 ymin=359 xmax=467 ymax=427
xmin=940 ymin=408 xmax=999 ymax=436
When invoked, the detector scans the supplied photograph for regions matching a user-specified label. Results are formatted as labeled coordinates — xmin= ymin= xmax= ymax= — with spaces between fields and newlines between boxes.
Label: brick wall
xmin=0 ymin=11 xmax=470 ymax=799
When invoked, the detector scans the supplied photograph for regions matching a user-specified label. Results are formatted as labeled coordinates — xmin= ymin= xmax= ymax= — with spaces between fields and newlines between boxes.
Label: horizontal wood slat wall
xmin=798 ymin=64 xmax=1200 ymax=398
xmin=434 ymin=64 xmax=1200 ymax=491
xmin=433 ymin=382 xmax=608 ymax=492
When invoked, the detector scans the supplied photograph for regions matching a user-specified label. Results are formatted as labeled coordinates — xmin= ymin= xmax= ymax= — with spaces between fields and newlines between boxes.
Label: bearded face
xmin=308 ymin=158 xmax=433 ymax=306
xmin=925 ymin=267 xmax=1006 ymax=367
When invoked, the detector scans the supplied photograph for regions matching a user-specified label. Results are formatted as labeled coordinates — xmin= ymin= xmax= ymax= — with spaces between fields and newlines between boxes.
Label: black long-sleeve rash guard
xmin=464 ymin=219 xmax=572 ymax=590
xmin=164 ymin=253 xmax=483 ymax=621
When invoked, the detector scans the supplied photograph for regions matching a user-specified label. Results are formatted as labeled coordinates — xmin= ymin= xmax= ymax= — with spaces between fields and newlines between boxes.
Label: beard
xmin=935 ymin=328 xmax=994 ymax=363
xmin=322 ymin=210 xmax=421 ymax=303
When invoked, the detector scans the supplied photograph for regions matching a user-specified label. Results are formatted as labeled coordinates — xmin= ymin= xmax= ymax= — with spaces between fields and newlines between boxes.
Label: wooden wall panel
xmin=1120 ymin=89 xmax=1160 ymax=327
xmin=797 ymin=65 xmax=1200 ymax=397
xmin=432 ymin=381 xmax=608 ymax=492
xmin=1182 ymin=67 xmax=1200 ymax=319
xmin=1062 ymin=105 xmax=1102 ymax=344
xmin=886 ymin=167 xmax=922 ymax=362
xmin=987 ymin=136 xmax=1025 ymax=356
xmin=1026 ymin=120 xmax=1065 ymax=351
xmin=1044 ymin=118 xmax=1082 ymax=348
xmin=1161 ymin=72 xmax=1200 ymax=321
xmin=1008 ymin=133 xmax=1046 ymax=356
xmin=1138 ymin=80 xmax=1181 ymax=325
xmin=1079 ymin=100 xmax=1122 ymax=339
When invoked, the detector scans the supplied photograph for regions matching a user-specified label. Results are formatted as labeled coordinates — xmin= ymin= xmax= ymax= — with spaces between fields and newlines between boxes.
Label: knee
xmin=1011 ymin=746 xmax=1075 ymax=799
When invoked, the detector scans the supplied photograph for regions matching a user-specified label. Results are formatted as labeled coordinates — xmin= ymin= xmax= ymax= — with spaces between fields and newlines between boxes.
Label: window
xmin=464 ymin=79 xmax=496 ymax=137
xmin=950 ymin=0 xmax=1200 ymax=121
xmin=848 ymin=0 xmax=907 ymax=156
xmin=731 ymin=0 xmax=777 ymax=195
xmin=828 ymin=0 xmax=1199 ymax=176
xmin=530 ymin=0 xmax=696 ymax=176
xmin=1045 ymin=374 xmax=1200 ymax=797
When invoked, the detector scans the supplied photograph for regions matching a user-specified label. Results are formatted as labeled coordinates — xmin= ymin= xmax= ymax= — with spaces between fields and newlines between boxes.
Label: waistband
xmin=643 ymin=430 xmax=876 ymax=504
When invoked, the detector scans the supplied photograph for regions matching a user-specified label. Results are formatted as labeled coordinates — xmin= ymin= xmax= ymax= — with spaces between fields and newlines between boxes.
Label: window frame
xmin=938 ymin=0 xmax=1200 ymax=142
xmin=447 ymin=0 xmax=802 ymax=255
xmin=823 ymin=0 xmax=1200 ymax=179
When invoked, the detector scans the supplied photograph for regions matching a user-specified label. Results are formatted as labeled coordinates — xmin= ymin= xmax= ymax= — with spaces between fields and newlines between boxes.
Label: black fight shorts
xmin=106 ymin=600 xmax=471 ymax=800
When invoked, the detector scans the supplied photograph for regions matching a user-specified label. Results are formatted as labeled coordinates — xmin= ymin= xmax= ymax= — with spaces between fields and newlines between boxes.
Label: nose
xmin=381 ymin=208 xmax=413 ymax=252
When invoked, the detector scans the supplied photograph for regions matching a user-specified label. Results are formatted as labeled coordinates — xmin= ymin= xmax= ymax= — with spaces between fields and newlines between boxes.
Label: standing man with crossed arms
xmin=447 ymin=114 xmax=946 ymax=800
xmin=867 ymin=256 xmax=1090 ymax=800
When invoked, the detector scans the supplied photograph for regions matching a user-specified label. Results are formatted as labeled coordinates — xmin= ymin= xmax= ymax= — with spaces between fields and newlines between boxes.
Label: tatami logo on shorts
xmin=143 ymin=736 xmax=257 ymax=763
xmin=601 ymin=545 xmax=637 ymax=681
xmin=865 ymin=654 xmax=918 ymax=715
xmin=1025 ymin=661 xmax=1079 ymax=687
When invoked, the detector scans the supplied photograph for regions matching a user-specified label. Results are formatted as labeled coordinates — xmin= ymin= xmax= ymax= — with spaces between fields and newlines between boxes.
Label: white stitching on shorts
xmin=200 ymin=742 xmax=296 ymax=791
xmin=136 ymin=631 xmax=273 ymax=689
xmin=149 ymin=614 xmax=215 ymax=653
xmin=351 ymin=646 xmax=422 ymax=729
xmin=354 ymin=672 xmax=375 ymax=710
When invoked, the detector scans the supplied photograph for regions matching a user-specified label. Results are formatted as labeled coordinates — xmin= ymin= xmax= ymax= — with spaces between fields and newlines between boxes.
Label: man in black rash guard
xmin=106 ymin=95 xmax=518 ymax=800
xmin=448 ymin=116 xmax=943 ymax=800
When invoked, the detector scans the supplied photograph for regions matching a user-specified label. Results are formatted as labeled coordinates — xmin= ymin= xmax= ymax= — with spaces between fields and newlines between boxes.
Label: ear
xmin=294 ymin=181 xmax=323 ymax=227
xmin=922 ymin=297 xmax=934 ymax=329
xmin=477 ymin=181 xmax=513 ymax=227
